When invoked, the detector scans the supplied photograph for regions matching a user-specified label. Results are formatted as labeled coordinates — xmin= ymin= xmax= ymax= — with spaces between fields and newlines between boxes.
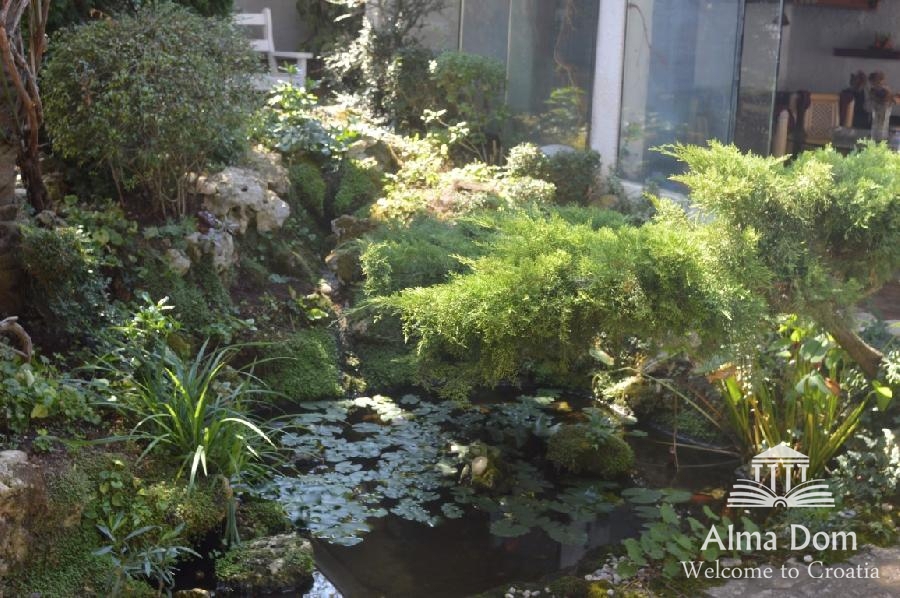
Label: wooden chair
xmin=802 ymin=93 xmax=853 ymax=147
xmin=234 ymin=8 xmax=312 ymax=88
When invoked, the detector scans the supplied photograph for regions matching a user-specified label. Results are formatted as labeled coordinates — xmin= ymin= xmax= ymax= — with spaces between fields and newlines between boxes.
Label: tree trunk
xmin=0 ymin=0 xmax=51 ymax=316
xmin=821 ymin=314 xmax=884 ymax=379
xmin=0 ymin=97 xmax=21 ymax=316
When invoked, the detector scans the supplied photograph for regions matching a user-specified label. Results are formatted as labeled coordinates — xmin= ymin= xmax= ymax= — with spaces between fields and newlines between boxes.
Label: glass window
xmin=459 ymin=0 xmax=599 ymax=148
xmin=619 ymin=0 xmax=742 ymax=186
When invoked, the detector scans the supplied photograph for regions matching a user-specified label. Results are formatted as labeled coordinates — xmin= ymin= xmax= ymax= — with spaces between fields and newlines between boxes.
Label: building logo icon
xmin=726 ymin=444 xmax=835 ymax=508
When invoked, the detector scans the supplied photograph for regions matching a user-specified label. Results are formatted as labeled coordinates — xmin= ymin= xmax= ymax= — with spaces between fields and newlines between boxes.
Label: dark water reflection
xmin=308 ymin=506 xmax=638 ymax=598
xmin=303 ymin=427 xmax=738 ymax=598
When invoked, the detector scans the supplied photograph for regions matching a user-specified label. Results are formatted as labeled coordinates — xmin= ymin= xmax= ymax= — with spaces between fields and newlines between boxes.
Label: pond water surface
xmin=291 ymin=393 xmax=739 ymax=598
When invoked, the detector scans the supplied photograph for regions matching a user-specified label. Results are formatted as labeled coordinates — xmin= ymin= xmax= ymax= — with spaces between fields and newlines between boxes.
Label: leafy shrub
xmin=260 ymin=329 xmax=343 ymax=401
xmin=333 ymin=159 xmax=382 ymax=215
xmin=323 ymin=0 xmax=444 ymax=114
xmin=507 ymin=143 xmax=602 ymax=204
xmin=385 ymin=47 xmax=436 ymax=132
xmin=506 ymin=143 xmax=548 ymax=178
xmin=254 ymin=82 xmax=357 ymax=161
xmin=288 ymin=162 xmax=327 ymax=218
xmin=359 ymin=217 xmax=489 ymax=297
xmin=43 ymin=3 xmax=258 ymax=216
xmin=617 ymin=494 xmax=760 ymax=579
xmin=19 ymin=224 xmax=111 ymax=338
xmin=428 ymin=52 xmax=508 ymax=162
xmin=138 ymin=253 xmax=234 ymax=342
xmin=545 ymin=150 xmax=602 ymax=204
xmin=0 ymin=348 xmax=101 ymax=435
xmin=378 ymin=206 xmax=765 ymax=394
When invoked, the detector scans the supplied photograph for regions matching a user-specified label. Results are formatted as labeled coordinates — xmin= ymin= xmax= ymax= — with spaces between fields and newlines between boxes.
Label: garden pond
xmin=257 ymin=392 xmax=740 ymax=597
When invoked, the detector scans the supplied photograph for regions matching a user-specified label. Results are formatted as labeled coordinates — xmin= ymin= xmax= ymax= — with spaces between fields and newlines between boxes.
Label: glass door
xmin=732 ymin=0 xmax=786 ymax=155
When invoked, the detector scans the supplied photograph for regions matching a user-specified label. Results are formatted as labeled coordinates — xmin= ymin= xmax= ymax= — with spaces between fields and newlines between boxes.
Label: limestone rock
xmin=193 ymin=167 xmax=290 ymax=235
xmin=245 ymin=145 xmax=291 ymax=196
xmin=0 ymin=450 xmax=46 ymax=577
xmin=164 ymin=248 xmax=192 ymax=276
xmin=215 ymin=533 xmax=314 ymax=596
xmin=185 ymin=229 xmax=237 ymax=274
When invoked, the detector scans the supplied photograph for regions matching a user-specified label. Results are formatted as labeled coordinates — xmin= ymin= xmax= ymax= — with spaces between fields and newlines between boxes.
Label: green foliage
xmin=385 ymin=47 xmax=437 ymax=132
xmin=19 ymin=224 xmax=110 ymax=338
xmin=94 ymin=515 xmax=198 ymax=597
xmin=144 ymin=479 xmax=228 ymax=541
xmin=254 ymin=81 xmax=357 ymax=161
xmin=138 ymin=253 xmax=236 ymax=342
xmin=668 ymin=142 xmax=900 ymax=313
xmin=353 ymin=341 xmax=418 ymax=391
xmin=834 ymin=428 xmax=900 ymax=506
xmin=546 ymin=150 xmax=602 ymax=205
xmin=0 ymin=348 xmax=101 ymax=435
xmin=506 ymin=142 xmax=547 ymax=178
xmin=48 ymin=0 xmax=234 ymax=33
xmin=378 ymin=207 xmax=766 ymax=395
xmin=288 ymin=162 xmax=327 ymax=218
xmin=334 ymin=159 xmax=382 ymax=215
xmin=617 ymin=495 xmax=759 ymax=579
xmin=506 ymin=143 xmax=603 ymax=204
xmin=43 ymin=3 xmax=258 ymax=215
xmin=427 ymin=52 xmax=508 ymax=162
xmin=295 ymin=0 xmax=364 ymax=55
xmin=546 ymin=419 xmax=634 ymax=478
xmin=4 ymin=523 xmax=121 ymax=597
xmin=718 ymin=316 xmax=879 ymax=476
xmin=359 ymin=216 xmax=489 ymax=297
xmin=261 ymin=329 xmax=343 ymax=401
xmin=323 ymin=0 xmax=445 ymax=115
xmin=540 ymin=86 xmax=588 ymax=145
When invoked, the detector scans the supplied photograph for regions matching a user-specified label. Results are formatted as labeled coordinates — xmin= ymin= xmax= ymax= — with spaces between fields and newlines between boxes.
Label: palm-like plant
xmin=108 ymin=341 xmax=282 ymax=545
xmin=125 ymin=341 xmax=278 ymax=487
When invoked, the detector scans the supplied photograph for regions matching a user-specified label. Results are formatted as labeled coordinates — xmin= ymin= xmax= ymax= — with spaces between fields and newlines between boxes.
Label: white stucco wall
xmin=780 ymin=3 xmax=900 ymax=92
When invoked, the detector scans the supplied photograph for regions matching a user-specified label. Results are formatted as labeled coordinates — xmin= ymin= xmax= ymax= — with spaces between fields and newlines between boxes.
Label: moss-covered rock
xmin=215 ymin=533 xmax=314 ymax=596
xmin=237 ymin=498 xmax=291 ymax=541
xmin=288 ymin=161 xmax=327 ymax=218
xmin=354 ymin=341 xmax=417 ymax=391
xmin=261 ymin=328 xmax=343 ymax=401
xmin=145 ymin=478 xmax=228 ymax=542
xmin=333 ymin=158 xmax=381 ymax=216
xmin=546 ymin=424 xmax=634 ymax=478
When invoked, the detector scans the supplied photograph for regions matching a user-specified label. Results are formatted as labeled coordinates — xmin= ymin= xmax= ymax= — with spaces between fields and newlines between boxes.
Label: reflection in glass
xmin=619 ymin=0 xmax=742 ymax=186
xmin=459 ymin=0 xmax=599 ymax=149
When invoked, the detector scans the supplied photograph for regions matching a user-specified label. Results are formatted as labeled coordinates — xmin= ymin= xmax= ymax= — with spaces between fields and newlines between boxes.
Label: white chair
xmin=234 ymin=8 xmax=312 ymax=88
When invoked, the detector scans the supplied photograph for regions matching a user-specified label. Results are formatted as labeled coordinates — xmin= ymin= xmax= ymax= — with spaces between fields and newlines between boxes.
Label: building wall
xmin=780 ymin=3 xmax=900 ymax=93
xmin=235 ymin=0 xmax=312 ymax=53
